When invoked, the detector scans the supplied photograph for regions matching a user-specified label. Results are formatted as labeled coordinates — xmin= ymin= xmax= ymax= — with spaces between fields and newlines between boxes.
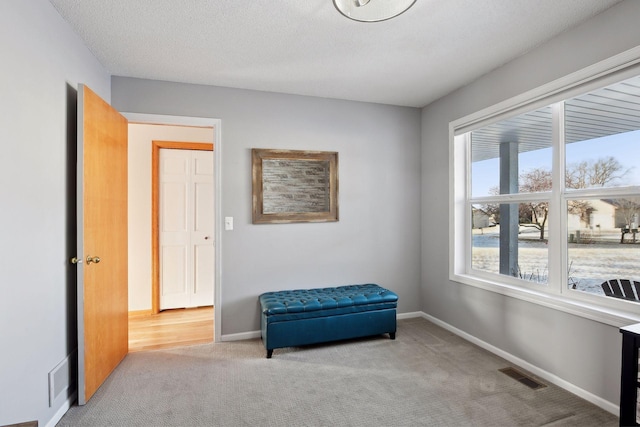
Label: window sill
xmin=451 ymin=272 xmax=640 ymax=328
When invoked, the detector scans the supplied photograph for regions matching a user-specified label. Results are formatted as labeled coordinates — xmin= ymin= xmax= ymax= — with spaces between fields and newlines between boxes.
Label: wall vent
xmin=499 ymin=367 xmax=547 ymax=390
xmin=48 ymin=351 xmax=77 ymax=407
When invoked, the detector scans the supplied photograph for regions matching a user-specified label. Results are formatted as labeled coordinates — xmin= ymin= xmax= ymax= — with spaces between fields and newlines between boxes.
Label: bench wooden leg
xmin=390 ymin=332 xmax=396 ymax=340
xmin=266 ymin=349 xmax=273 ymax=359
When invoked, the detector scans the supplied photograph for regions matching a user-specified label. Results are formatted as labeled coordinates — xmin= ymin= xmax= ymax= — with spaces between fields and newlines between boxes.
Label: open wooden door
xmin=75 ymin=84 xmax=128 ymax=405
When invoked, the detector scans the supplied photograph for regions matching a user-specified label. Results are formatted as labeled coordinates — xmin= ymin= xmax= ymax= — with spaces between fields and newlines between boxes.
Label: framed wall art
xmin=252 ymin=148 xmax=339 ymax=224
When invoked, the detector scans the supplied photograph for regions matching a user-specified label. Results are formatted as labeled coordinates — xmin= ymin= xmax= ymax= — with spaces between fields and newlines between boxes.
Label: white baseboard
xmin=44 ymin=392 xmax=76 ymax=427
xmin=221 ymin=330 xmax=261 ymax=342
xmin=418 ymin=311 xmax=619 ymax=416
xmin=222 ymin=312 xmax=427 ymax=341
xmin=397 ymin=311 xmax=423 ymax=320
xmin=222 ymin=310 xmax=417 ymax=341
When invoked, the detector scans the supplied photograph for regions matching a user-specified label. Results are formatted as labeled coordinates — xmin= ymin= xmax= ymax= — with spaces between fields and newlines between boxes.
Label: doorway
xmin=153 ymin=142 xmax=214 ymax=312
xmin=126 ymin=118 xmax=221 ymax=349
xmin=75 ymin=94 xmax=222 ymax=403
xmin=128 ymin=306 xmax=213 ymax=352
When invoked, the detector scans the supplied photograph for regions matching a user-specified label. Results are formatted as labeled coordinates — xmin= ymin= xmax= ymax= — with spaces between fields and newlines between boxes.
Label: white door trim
xmin=123 ymin=113 xmax=222 ymax=344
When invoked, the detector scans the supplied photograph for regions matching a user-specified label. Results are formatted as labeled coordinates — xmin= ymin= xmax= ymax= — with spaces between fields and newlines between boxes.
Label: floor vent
xmin=499 ymin=367 xmax=547 ymax=390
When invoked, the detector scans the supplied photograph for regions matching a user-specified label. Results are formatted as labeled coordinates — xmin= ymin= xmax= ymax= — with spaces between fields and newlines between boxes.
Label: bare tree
xmin=565 ymin=160 xmax=588 ymax=189
xmin=566 ymin=156 xmax=629 ymax=189
xmin=618 ymin=198 xmax=640 ymax=226
xmin=481 ymin=170 xmax=551 ymax=240
xmin=519 ymin=168 xmax=552 ymax=240
xmin=567 ymin=200 xmax=593 ymax=226
xmin=520 ymin=168 xmax=552 ymax=193
xmin=617 ymin=197 xmax=640 ymax=243
xmin=566 ymin=157 xmax=629 ymax=229
xmin=480 ymin=157 xmax=629 ymax=241
xmin=478 ymin=194 xmax=500 ymax=226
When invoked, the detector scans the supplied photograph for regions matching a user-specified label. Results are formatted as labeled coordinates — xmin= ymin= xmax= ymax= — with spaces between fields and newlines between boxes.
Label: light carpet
xmin=57 ymin=318 xmax=618 ymax=426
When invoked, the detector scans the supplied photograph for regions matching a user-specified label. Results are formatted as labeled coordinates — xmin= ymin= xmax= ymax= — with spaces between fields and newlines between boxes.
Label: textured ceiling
xmin=49 ymin=0 xmax=622 ymax=108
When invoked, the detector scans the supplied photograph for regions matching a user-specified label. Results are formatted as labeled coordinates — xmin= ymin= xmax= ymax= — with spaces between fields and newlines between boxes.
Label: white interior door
xmin=160 ymin=148 xmax=214 ymax=310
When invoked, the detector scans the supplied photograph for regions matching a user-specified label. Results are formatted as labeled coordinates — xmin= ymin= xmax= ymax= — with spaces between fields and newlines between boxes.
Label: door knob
xmin=70 ymin=256 xmax=83 ymax=264
xmin=86 ymin=255 xmax=101 ymax=264
xmin=204 ymin=236 xmax=211 ymax=240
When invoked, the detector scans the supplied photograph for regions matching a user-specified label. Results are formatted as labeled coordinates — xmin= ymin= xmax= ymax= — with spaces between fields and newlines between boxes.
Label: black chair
xmin=601 ymin=279 xmax=640 ymax=301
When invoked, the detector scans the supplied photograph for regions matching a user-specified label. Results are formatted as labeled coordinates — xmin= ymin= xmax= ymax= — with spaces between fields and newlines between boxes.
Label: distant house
xmin=472 ymin=208 xmax=495 ymax=229
xmin=567 ymin=199 xmax=640 ymax=230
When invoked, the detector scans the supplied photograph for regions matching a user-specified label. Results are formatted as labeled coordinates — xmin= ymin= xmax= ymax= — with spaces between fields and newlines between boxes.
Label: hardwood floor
xmin=128 ymin=306 xmax=214 ymax=352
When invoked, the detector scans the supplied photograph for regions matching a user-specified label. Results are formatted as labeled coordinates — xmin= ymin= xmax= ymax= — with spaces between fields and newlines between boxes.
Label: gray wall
xmin=111 ymin=78 xmax=423 ymax=335
xmin=421 ymin=0 xmax=640 ymax=407
xmin=0 ymin=1 xmax=110 ymax=425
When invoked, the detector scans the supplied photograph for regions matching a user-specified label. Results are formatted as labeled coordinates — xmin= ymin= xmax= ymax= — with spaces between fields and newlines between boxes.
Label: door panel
xmin=161 ymin=245 xmax=188 ymax=299
xmin=193 ymin=244 xmax=215 ymax=305
xmin=192 ymin=151 xmax=214 ymax=306
xmin=159 ymin=148 xmax=214 ymax=309
xmin=77 ymin=84 xmax=128 ymax=405
xmin=160 ymin=149 xmax=191 ymax=309
xmin=195 ymin=182 xmax=214 ymax=231
xmin=195 ymin=154 xmax=214 ymax=175
xmin=162 ymin=182 xmax=188 ymax=232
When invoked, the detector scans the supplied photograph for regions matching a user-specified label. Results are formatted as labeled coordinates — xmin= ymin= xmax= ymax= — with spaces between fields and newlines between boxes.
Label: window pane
xmin=565 ymin=76 xmax=640 ymax=190
xmin=567 ymin=198 xmax=640 ymax=301
xmin=472 ymin=203 xmax=549 ymax=284
xmin=471 ymin=106 xmax=553 ymax=197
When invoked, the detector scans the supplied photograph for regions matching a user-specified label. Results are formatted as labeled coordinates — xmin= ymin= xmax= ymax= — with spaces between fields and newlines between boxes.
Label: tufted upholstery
xmin=260 ymin=284 xmax=398 ymax=315
xmin=259 ymin=284 xmax=398 ymax=357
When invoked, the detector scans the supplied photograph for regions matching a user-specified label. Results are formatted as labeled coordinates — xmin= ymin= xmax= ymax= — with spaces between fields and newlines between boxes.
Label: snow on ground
xmin=472 ymin=228 xmax=640 ymax=296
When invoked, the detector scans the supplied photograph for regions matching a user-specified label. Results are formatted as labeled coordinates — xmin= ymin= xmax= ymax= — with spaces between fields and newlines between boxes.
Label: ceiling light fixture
xmin=333 ymin=0 xmax=417 ymax=22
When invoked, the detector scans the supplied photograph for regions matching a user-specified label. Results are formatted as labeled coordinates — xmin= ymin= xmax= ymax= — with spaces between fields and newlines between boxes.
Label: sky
xmin=471 ymin=129 xmax=640 ymax=197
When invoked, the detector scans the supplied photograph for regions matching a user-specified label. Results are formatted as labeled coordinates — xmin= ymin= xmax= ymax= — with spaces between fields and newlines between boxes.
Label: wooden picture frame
xmin=252 ymin=148 xmax=339 ymax=224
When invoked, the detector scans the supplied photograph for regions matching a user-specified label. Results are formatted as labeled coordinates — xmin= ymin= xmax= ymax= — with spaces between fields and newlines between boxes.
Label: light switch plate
xmin=224 ymin=216 xmax=234 ymax=231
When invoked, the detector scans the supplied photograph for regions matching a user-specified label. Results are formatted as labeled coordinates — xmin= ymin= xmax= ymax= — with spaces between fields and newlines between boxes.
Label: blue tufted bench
xmin=259 ymin=284 xmax=398 ymax=358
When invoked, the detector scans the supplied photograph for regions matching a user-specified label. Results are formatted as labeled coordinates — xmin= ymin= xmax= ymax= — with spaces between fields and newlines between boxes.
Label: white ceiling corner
xmin=49 ymin=0 xmax=623 ymax=108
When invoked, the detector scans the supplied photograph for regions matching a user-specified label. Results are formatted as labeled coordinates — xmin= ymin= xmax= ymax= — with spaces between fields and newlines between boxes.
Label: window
xmin=469 ymin=106 xmax=553 ymax=285
xmin=452 ymin=70 xmax=640 ymax=322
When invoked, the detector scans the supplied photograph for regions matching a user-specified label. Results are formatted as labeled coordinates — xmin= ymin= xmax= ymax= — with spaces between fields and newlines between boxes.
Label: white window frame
xmin=450 ymin=47 xmax=640 ymax=328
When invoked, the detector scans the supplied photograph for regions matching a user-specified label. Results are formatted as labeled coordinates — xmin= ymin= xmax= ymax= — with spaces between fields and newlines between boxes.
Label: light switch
xmin=224 ymin=216 xmax=234 ymax=231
